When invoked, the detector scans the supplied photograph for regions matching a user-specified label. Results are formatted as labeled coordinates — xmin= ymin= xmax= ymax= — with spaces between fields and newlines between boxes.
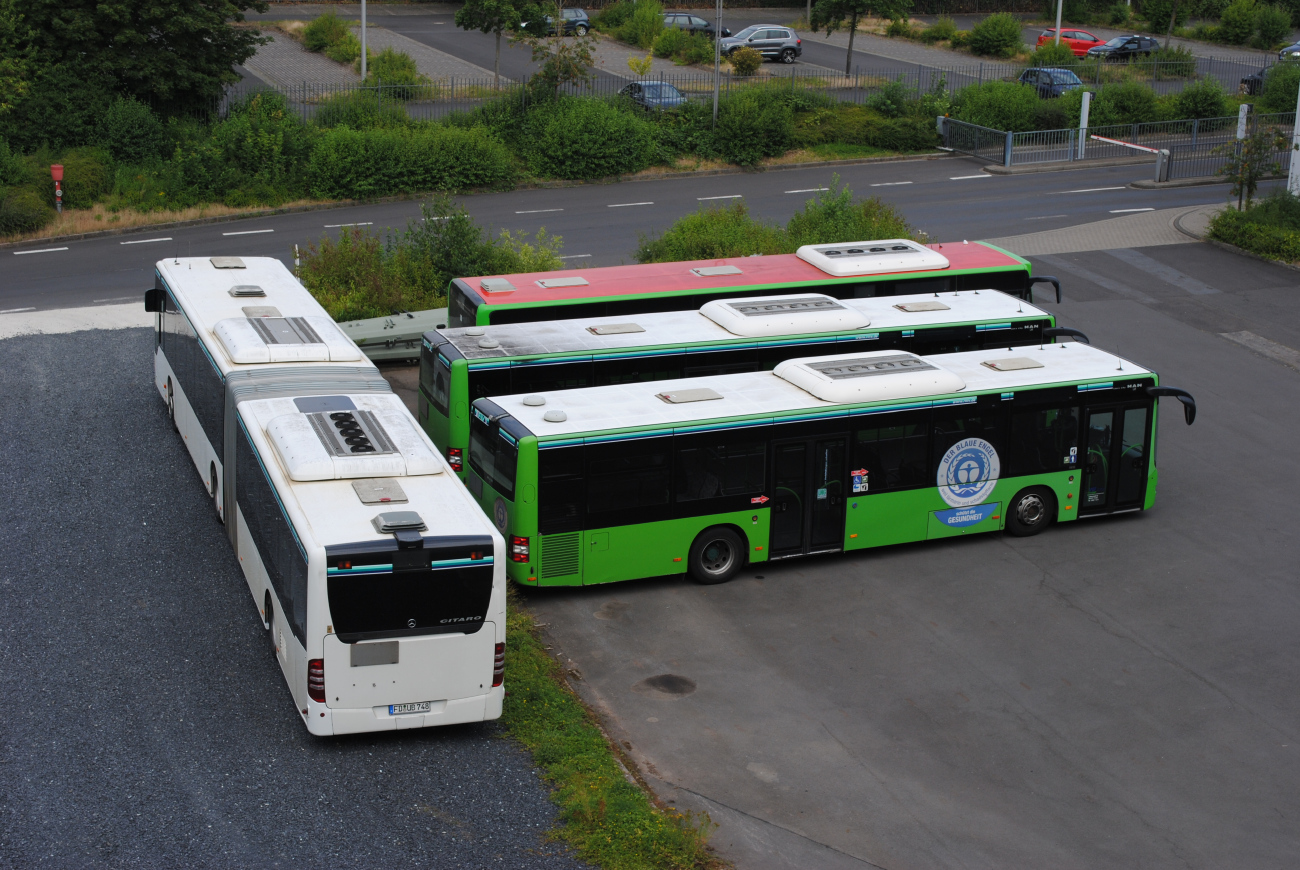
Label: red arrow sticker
xmin=751 ymin=495 xmax=770 ymax=505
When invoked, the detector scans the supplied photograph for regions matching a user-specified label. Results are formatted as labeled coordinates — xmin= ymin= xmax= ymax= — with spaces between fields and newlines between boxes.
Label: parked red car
xmin=1036 ymin=28 xmax=1105 ymax=56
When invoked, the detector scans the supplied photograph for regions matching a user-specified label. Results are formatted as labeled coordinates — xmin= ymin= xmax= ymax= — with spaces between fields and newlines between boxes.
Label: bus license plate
xmin=390 ymin=702 xmax=431 ymax=715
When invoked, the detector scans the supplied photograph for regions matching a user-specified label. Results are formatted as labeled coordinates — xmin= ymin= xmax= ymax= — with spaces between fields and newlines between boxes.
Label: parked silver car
xmin=718 ymin=25 xmax=802 ymax=64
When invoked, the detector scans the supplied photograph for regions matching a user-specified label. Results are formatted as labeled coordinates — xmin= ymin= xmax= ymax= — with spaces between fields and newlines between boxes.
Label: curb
xmin=1203 ymin=237 xmax=1300 ymax=272
xmin=0 ymin=152 xmax=954 ymax=250
xmin=1132 ymin=177 xmax=1231 ymax=190
xmin=982 ymin=155 xmax=1153 ymax=175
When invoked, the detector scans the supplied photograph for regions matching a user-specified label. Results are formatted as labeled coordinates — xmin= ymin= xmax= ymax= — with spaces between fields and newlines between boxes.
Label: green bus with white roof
xmin=462 ymin=344 xmax=1195 ymax=586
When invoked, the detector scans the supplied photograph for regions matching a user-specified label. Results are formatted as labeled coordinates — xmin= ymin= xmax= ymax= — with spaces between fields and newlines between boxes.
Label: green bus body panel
xmin=473 ymin=265 xmax=1029 ymax=325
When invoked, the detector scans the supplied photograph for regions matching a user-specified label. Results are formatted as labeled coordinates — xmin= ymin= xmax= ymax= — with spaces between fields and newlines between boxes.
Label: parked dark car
xmin=718 ymin=25 xmax=802 ymax=64
xmin=1279 ymin=40 xmax=1300 ymax=60
xmin=1019 ymin=67 xmax=1084 ymax=98
xmin=1241 ymin=66 xmax=1266 ymax=95
xmin=1085 ymin=35 xmax=1159 ymax=60
xmin=619 ymin=81 xmax=687 ymax=111
xmin=522 ymin=7 xmax=590 ymax=36
xmin=662 ymin=12 xmax=729 ymax=38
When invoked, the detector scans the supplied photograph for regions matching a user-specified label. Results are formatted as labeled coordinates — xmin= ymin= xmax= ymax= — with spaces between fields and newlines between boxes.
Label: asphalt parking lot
xmin=522 ymin=243 xmax=1300 ymax=869
xmin=0 ymin=329 xmax=589 ymax=869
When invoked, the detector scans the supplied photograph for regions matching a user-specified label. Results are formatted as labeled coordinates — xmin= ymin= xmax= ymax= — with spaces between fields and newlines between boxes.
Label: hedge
xmin=1208 ymin=207 xmax=1300 ymax=261
xmin=307 ymin=125 xmax=516 ymax=199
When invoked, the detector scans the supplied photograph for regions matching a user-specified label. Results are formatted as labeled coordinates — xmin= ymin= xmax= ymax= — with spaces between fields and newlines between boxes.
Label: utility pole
xmin=713 ymin=0 xmax=722 ymax=124
xmin=1289 ymin=82 xmax=1300 ymax=196
xmin=361 ymin=0 xmax=368 ymax=78
xmin=1054 ymin=0 xmax=1062 ymax=44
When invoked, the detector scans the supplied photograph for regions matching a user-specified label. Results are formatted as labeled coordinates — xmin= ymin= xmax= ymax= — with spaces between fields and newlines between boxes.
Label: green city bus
xmin=461 ymin=344 xmax=1195 ymax=586
xmin=421 ymin=289 xmax=1086 ymax=476
xmin=447 ymin=239 xmax=1061 ymax=327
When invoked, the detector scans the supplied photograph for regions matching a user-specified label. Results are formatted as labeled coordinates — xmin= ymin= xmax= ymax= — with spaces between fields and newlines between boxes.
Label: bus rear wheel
xmin=1006 ymin=487 xmax=1056 ymax=537
xmin=688 ymin=527 xmax=745 ymax=585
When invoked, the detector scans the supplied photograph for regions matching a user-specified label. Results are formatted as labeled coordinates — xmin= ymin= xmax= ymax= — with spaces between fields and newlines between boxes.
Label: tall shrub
xmin=99 ymin=97 xmax=166 ymax=164
xmin=621 ymin=0 xmax=664 ymax=49
xmin=307 ymin=124 xmax=515 ymax=198
xmin=1219 ymin=0 xmax=1259 ymax=44
xmin=635 ymin=202 xmax=786 ymax=261
xmin=1255 ymin=4 xmax=1291 ymax=46
xmin=526 ymin=98 xmax=654 ymax=179
xmin=953 ymin=81 xmax=1039 ymax=131
xmin=304 ymin=12 xmax=350 ymax=52
xmin=1173 ymin=77 xmax=1229 ymax=119
xmin=785 ymin=184 xmax=912 ymax=247
xmin=714 ymin=89 xmax=794 ymax=165
xmin=1259 ymin=60 xmax=1300 ymax=112
xmin=968 ymin=13 xmax=1024 ymax=58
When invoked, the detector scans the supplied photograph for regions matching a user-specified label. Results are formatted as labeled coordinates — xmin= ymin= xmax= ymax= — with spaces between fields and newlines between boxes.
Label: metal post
xmin=978 ymin=62 xmax=983 ymax=86
xmin=361 ymin=0 xmax=367 ymax=79
xmin=1004 ymin=130 xmax=1013 ymax=167
xmin=1078 ymin=91 xmax=1091 ymax=160
xmin=1288 ymin=81 xmax=1300 ymax=195
xmin=1191 ymin=117 xmax=1199 ymax=146
xmin=712 ymin=0 xmax=722 ymax=125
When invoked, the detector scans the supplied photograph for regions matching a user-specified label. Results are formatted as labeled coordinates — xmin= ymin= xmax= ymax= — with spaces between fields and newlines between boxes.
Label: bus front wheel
xmin=1006 ymin=487 xmax=1056 ymax=537
xmin=688 ymin=527 xmax=745 ymax=585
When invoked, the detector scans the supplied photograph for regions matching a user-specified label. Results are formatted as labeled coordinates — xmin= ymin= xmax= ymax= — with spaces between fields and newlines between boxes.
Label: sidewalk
xmin=243 ymin=31 xmax=359 ymax=89
xmin=984 ymin=204 xmax=1208 ymax=255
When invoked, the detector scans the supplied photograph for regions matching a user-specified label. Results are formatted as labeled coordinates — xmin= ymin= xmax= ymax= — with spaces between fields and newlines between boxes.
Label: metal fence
xmin=943 ymin=112 xmax=1296 ymax=178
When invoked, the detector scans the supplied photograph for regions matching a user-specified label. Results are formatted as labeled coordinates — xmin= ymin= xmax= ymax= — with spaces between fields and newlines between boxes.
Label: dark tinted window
xmin=1007 ymin=404 xmax=1079 ymax=476
xmin=422 ymin=350 xmax=451 ymax=415
xmin=448 ymin=283 xmax=481 ymax=328
xmin=593 ymin=353 xmax=683 ymax=385
xmin=162 ymin=289 xmax=224 ymax=457
xmin=510 ymin=360 xmax=592 ymax=394
xmin=468 ymin=412 xmax=517 ymax=499
xmin=853 ymin=410 xmax=930 ymax=491
xmin=538 ymin=446 xmax=585 ymax=534
xmin=236 ymin=421 xmax=308 ymax=643
xmin=587 ymin=437 xmax=671 ymax=518
xmin=468 ymin=366 xmax=511 ymax=402
xmin=931 ymin=401 xmax=1007 ymax=473
xmin=676 ymin=435 xmax=766 ymax=502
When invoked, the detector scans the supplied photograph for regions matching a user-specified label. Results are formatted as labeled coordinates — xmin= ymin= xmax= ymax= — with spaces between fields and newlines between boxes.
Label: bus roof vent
xmin=371 ymin=511 xmax=426 ymax=534
xmin=701 ymin=293 xmax=869 ymax=337
xmin=587 ymin=323 xmax=645 ymax=335
xmin=214 ymin=315 xmax=363 ymax=364
xmin=480 ymin=278 xmax=516 ymax=294
xmin=982 ymin=357 xmax=1045 ymax=371
xmin=536 ymin=276 xmax=589 ymax=289
xmin=795 ymin=240 xmax=949 ymax=277
xmin=241 ymin=306 xmax=281 ymax=318
xmin=775 ymin=351 xmax=965 ymax=404
xmin=210 ymin=257 xmax=245 ymax=269
xmin=352 ymin=478 xmax=409 ymax=505
xmin=691 ymin=265 xmax=743 ymax=277
xmin=895 ymin=301 xmax=951 ymax=313
xmin=267 ymin=408 xmax=443 ymax=482
xmin=229 ymin=284 xmax=265 ymax=297
xmin=657 ymin=387 xmax=723 ymax=404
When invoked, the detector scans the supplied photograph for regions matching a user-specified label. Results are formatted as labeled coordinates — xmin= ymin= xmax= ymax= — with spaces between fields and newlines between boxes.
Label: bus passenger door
xmin=770 ymin=436 xmax=847 ymax=558
xmin=1080 ymin=404 xmax=1150 ymax=515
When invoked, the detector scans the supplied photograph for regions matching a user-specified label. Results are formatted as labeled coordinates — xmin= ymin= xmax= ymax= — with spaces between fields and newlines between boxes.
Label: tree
xmin=811 ymin=0 xmax=912 ymax=76
xmin=455 ymin=0 xmax=527 ymax=88
xmin=0 ymin=0 xmax=35 ymax=117
xmin=18 ymin=0 xmax=269 ymax=109
xmin=516 ymin=29 xmax=598 ymax=98
xmin=1216 ymin=124 xmax=1290 ymax=210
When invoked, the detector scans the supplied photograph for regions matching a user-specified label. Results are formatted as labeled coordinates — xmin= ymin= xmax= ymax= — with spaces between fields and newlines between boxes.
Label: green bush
xmin=678 ymin=31 xmax=716 ymax=65
xmin=652 ymin=26 xmax=687 ymax=58
xmin=314 ymin=91 xmax=410 ymax=129
xmin=363 ymin=48 xmax=431 ymax=99
xmin=99 ymin=97 xmax=166 ymax=164
xmin=326 ymin=31 xmax=363 ymax=64
xmin=1031 ymin=41 xmax=1078 ymax=65
xmin=714 ymin=89 xmax=793 ymax=165
xmin=1190 ymin=21 xmax=1222 ymax=40
xmin=968 ymin=13 xmax=1024 ymax=58
xmin=864 ymin=116 xmax=940 ymax=150
xmin=1255 ymin=4 xmax=1291 ymax=46
xmin=0 ymin=139 xmax=31 ymax=187
xmin=5 ymin=60 xmax=116 ymax=153
xmin=1209 ymin=206 xmax=1300 ymax=261
xmin=729 ymin=46 xmax=763 ymax=75
xmin=0 ymin=189 xmax=55 ymax=235
xmin=635 ymin=202 xmax=786 ymax=261
xmin=1035 ymin=98 xmax=1070 ymax=129
xmin=950 ymin=30 xmax=971 ymax=48
xmin=304 ymin=11 xmax=350 ymax=52
xmin=1140 ymin=0 xmax=1187 ymax=29
xmin=1219 ymin=0 xmax=1259 ymax=43
xmin=921 ymin=16 xmax=957 ymax=42
xmin=866 ymin=78 xmax=913 ymax=118
xmin=1242 ymin=187 xmax=1300 ymax=230
xmin=786 ymin=185 xmax=912 ymax=247
xmin=1173 ymin=76 xmax=1230 ymax=119
xmin=56 ymin=148 xmax=113 ymax=209
xmin=1109 ymin=3 xmax=1132 ymax=24
xmin=307 ymin=124 xmax=515 ymax=197
xmin=1152 ymin=46 xmax=1197 ymax=77
xmin=594 ymin=0 xmax=634 ymax=30
xmin=953 ymin=80 xmax=1039 ymax=131
xmin=1258 ymin=61 xmax=1300 ymax=112
xmin=527 ymin=98 xmax=654 ymax=179
xmin=621 ymin=0 xmax=664 ymax=49
xmin=886 ymin=18 xmax=917 ymax=37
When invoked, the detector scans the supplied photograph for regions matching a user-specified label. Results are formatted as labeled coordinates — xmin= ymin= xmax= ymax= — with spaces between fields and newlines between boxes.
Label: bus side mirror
xmin=1028 ymin=275 xmax=1061 ymax=304
xmin=1147 ymin=386 xmax=1196 ymax=426
xmin=144 ymin=287 xmax=164 ymax=312
xmin=1043 ymin=326 xmax=1089 ymax=344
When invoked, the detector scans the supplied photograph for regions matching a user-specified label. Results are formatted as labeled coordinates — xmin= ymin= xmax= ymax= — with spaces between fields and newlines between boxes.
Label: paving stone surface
xmin=243 ymin=31 xmax=359 ymax=89
xmin=984 ymin=203 xmax=1204 ymax=255
xmin=360 ymin=23 xmax=499 ymax=80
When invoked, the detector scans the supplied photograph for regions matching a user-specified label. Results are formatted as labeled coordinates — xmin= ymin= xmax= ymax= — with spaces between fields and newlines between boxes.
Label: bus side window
xmin=1006 ymin=404 xmax=1079 ymax=477
xmin=682 ymin=348 xmax=760 ymax=378
xmin=853 ymin=410 xmax=930 ymax=491
xmin=595 ymin=355 xmax=684 ymax=386
xmin=509 ymin=361 xmax=592 ymax=394
xmin=674 ymin=433 xmax=767 ymax=505
xmin=586 ymin=438 xmax=672 ymax=524
xmin=930 ymin=401 xmax=1008 ymax=476
xmin=538 ymin=447 xmax=585 ymax=535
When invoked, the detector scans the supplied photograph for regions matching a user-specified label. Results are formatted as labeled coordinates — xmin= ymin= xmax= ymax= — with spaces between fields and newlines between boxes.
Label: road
xmin=0 ymin=158 xmax=1253 ymax=314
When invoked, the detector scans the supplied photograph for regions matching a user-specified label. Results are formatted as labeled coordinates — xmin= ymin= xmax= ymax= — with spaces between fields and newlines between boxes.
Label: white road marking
xmin=950 ymin=174 xmax=990 ymax=180
xmin=222 ymin=228 xmax=274 ymax=236
xmin=607 ymin=202 xmax=654 ymax=207
xmin=93 ymin=297 xmax=138 ymax=304
xmin=119 ymin=237 xmax=172 ymax=245
xmin=0 ymin=307 xmax=36 ymax=313
xmin=698 ymin=194 xmax=743 ymax=200
xmin=1025 ymin=214 xmax=1069 ymax=220
xmin=1221 ymin=330 xmax=1300 ymax=370
xmin=785 ymin=187 xmax=829 ymax=193
xmin=1065 ymin=186 xmax=1126 ymax=192
xmin=870 ymin=181 xmax=913 ymax=186
xmin=324 ymin=222 xmax=373 ymax=227
xmin=13 ymin=247 xmax=68 ymax=255
xmin=558 ymin=254 xmax=592 ymax=259
xmin=516 ymin=208 xmax=564 ymax=214
xmin=1110 ymin=207 xmax=1155 ymax=213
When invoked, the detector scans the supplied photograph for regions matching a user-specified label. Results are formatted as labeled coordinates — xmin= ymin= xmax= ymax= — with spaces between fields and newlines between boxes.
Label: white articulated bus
xmin=145 ymin=257 xmax=505 ymax=734
xmin=234 ymin=392 xmax=505 ymax=735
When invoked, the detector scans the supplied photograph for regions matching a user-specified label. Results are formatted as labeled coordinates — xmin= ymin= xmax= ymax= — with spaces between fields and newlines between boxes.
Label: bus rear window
xmin=448 ymin=282 xmax=482 ymax=328
xmin=327 ymin=557 xmax=493 ymax=642
xmin=421 ymin=350 xmax=451 ymax=415
xmin=468 ymin=412 xmax=518 ymax=499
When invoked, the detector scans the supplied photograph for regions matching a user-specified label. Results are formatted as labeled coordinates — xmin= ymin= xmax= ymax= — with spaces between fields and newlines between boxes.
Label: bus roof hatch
xmin=796 ymin=240 xmax=949 ymax=277
xmin=774 ymin=351 xmax=965 ymax=403
xmin=700 ymin=293 xmax=870 ymax=337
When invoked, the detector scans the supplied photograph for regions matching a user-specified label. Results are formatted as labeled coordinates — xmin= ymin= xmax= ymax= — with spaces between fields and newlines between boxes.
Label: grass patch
xmin=501 ymin=586 xmax=723 ymax=870
xmin=806 ymin=142 xmax=894 ymax=160
xmin=0 ymin=199 xmax=326 ymax=245
xmin=1208 ymin=195 xmax=1300 ymax=263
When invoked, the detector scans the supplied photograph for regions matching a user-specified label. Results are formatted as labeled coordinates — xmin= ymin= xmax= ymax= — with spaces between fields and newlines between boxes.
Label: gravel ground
xmin=0 ymin=327 xmax=589 ymax=870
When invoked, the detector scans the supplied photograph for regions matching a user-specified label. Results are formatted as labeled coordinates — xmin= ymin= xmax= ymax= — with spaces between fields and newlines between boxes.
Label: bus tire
xmin=210 ymin=462 xmax=223 ymax=525
xmin=1006 ymin=486 xmax=1055 ymax=537
xmin=688 ymin=527 xmax=745 ymax=585
xmin=166 ymin=377 xmax=176 ymax=431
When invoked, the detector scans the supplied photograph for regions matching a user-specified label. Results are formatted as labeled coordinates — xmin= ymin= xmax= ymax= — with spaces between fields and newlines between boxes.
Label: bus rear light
xmin=510 ymin=536 xmax=529 ymax=562
xmin=308 ymin=659 xmax=325 ymax=703
xmin=448 ymin=447 xmax=463 ymax=472
xmin=492 ymin=643 xmax=505 ymax=687
xmin=470 ymin=551 xmax=484 ymax=560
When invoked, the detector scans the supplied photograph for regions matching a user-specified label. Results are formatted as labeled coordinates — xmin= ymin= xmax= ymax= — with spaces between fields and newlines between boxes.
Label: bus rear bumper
xmin=309 ymin=687 xmax=504 ymax=736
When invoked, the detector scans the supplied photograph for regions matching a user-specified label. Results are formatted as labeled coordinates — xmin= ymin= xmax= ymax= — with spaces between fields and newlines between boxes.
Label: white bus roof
xmin=156 ymin=257 xmax=368 ymax=375
xmin=238 ymin=392 xmax=498 ymax=550
xmin=487 ymin=343 xmax=1153 ymax=439
xmin=438 ymin=289 xmax=1050 ymax=361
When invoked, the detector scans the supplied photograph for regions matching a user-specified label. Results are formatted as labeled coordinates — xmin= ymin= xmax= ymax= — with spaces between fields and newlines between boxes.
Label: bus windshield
xmin=468 ymin=408 xmax=518 ymax=499
xmin=327 ymin=551 xmax=494 ymax=642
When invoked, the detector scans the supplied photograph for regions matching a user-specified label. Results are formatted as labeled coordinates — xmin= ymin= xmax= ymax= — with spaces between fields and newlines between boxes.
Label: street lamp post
xmin=713 ymin=0 xmax=722 ymax=124
xmin=361 ymin=0 xmax=368 ymax=79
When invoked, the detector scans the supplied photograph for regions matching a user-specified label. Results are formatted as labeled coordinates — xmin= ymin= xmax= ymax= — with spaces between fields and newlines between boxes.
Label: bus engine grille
xmin=540 ymin=533 xmax=581 ymax=579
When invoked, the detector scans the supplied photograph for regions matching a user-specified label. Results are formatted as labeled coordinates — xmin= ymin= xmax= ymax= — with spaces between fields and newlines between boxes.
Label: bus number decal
xmin=936 ymin=438 xmax=1000 ymax=508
